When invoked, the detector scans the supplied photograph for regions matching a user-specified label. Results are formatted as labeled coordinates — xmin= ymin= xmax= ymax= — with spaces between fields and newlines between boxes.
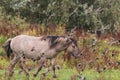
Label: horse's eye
xmin=72 ymin=45 xmax=75 ymax=48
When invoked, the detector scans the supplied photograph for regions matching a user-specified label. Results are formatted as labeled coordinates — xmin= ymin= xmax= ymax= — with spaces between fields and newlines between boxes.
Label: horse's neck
xmin=45 ymin=46 xmax=66 ymax=58
xmin=52 ymin=45 xmax=67 ymax=54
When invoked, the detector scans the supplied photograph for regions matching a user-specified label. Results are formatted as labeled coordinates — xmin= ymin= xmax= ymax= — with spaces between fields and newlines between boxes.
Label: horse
xmin=3 ymin=35 xmax=80 ymax=78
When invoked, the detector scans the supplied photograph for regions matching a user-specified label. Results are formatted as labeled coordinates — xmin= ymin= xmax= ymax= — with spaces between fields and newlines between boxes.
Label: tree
xmin=0 ymin=0 xmax=120 ymax=32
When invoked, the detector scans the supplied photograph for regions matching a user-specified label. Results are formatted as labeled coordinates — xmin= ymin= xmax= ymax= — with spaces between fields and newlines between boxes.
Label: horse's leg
xmin=8 ymin=54 xmax=20 ymax=77
xmin=18 ymin=57 xmax=29 ymax=76
xmin=51 ymin=58 xmax=57 ymax=78
xmin=33 ymin=57 xmax=46 ymax=77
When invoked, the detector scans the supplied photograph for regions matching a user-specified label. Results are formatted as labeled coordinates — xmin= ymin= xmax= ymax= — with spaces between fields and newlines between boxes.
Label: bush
xmin=0 ymin=0 xmax=120 ymax=31
xmin=0 ymin=35 xmax=7 ymax=45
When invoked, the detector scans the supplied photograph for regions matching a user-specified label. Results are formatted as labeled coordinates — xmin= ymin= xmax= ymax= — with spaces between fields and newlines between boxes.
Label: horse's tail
xmin=2 ymin=39 xmax=13 ymax=58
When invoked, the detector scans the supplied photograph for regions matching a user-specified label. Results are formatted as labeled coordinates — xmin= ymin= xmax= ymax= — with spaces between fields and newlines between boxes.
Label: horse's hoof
xmin=26 ymin=73 xmax=29 ymax=77
xmin=8 ymin=72 xmax=14 ymax=77
xmin=18 ymin=70 xmax=22 ymax=74
xmin=41 ymin=73 xmax=46 ymax=77
xmin=33 ymin=74 xmax=37 ymax=77
xmin=53 ymin=75 xmax=57 ymax=78
xmin=25 ymin=76 xmax=29 ymax=80
xmin=6 ymin=76 xmax=12 ymax=80
xmin=8 ymin=70 xmax=14 ymax=76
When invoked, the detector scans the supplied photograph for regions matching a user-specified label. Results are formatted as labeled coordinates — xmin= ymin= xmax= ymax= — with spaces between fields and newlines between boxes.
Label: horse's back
xmin=13 ymin=35 xmax=39 ymax=40
xmin=10 ymin=35 xmax=41 ymax=52
xmin=11 ymin=35 xmax=38 ymax=45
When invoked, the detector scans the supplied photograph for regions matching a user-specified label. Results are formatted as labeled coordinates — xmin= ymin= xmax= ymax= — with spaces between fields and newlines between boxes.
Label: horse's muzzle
xmin=72 ymin=53 xmax=80 ymax=59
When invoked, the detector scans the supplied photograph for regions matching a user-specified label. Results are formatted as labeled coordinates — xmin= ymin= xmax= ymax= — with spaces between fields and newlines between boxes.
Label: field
xmin=0 ymin=22 xmax=120 ymax=80
xmin=0 ymin=68 xmax=120 ymax=80
xmin=0 ymin=0 xmax=120 ymax=79
xmin=0 ymin=59 xmax=120 ymax=80
xmin=0 ymin=54 xmax=120 ymax=80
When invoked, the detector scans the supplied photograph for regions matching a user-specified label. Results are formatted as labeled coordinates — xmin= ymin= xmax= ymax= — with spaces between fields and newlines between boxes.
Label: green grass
xmin=0 ymin=68 xmax=77 ymax=80
xmin=0 ymin=35 xmax=7 ymax=45
xmin=0 ymin=31 xmax=120 ymax=80
xmin=83 ymin=69 xmax=120 ymax=80
xmin=0 ymin=67 xmax=120 ymax=80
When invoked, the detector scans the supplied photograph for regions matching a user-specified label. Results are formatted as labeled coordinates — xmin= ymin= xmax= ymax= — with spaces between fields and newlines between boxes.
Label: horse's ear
xmin=66 ymin=27 xmax=77 ymax=38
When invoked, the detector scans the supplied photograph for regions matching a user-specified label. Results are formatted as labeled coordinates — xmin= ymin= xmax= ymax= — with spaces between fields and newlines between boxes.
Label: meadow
xmin=0 ymin=21 xmax=120 ymax=80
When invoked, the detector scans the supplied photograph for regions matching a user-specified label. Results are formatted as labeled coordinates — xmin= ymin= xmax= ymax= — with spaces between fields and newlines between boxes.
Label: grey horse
xmin=3 ymin=35 xmax=80 ymax=78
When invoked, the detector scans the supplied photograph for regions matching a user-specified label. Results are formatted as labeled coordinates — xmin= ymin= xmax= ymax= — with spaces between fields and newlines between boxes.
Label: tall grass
xmin=0 ymin=18 xmax=120 ymax=80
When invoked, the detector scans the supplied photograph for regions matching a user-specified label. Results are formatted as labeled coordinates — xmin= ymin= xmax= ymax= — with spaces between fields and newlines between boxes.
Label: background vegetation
xmin=0 ymin=0 xmax=120 ymax=31
xmin=0 ymin=0 xmax=120 ymax=80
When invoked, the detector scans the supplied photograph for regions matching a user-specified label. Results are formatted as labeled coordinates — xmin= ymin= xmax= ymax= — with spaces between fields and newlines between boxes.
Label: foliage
xmin=0 ymin=1 xmax=120 ymax=80
xmin=0 ymin=0 xmax=120 ymax=31
xmin=0 ymin=35 xmax=7 ymax=45
xmin=0 ymin=25 xmax=120 ymax=80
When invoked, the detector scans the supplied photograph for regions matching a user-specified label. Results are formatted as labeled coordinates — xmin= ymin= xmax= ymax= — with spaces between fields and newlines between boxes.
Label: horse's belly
xmin=24 ymin=52 xmax=41 ymax=60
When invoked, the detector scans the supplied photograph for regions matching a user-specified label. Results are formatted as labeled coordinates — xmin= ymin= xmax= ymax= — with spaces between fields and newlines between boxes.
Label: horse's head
xmin=62 ymin=27 xmax=80 ymax=58
xmin=65 ymin=38 xmax=80 ymax=58
xmin=49 ymin=36 xmax=79 ymax=53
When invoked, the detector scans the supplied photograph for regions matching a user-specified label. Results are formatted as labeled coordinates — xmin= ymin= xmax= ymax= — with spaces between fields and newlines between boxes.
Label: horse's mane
xmin=41 ymin=36 xmax=78 ymax=48
xmin=40 ymin=36 xmax=61 ymax=48
xmin=47 ymin=36 xmax=59 ymax=45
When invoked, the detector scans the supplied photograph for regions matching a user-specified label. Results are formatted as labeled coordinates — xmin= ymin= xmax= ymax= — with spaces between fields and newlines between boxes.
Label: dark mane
xmin=41 ymin=36 xmax=60 ymax=47
xmin=47 ymin=36 xmax=59 ymax=45
xmin=46 ymin=36 xmax=66 ymax=48
xmin=41 ymin=36 xmax=78 ymax=48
